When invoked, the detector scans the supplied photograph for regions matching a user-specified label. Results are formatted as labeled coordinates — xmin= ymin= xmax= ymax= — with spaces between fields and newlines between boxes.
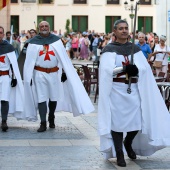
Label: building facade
xmin=0 ymin=0 xmax=158 ymax=36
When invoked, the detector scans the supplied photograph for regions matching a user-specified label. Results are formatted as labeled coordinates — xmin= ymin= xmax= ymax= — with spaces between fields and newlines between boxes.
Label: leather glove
xmin=123 ymin=64 xmax=138 ymax=77
xmin=11 ymin=79 xmax=17 ymax=87
xmin=61 ymin=73 xmax=67 ymax=82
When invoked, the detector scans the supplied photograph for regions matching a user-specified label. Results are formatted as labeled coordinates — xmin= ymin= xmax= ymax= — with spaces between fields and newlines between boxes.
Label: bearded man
xmin=23 ymin=21 xmax=94 ymax=132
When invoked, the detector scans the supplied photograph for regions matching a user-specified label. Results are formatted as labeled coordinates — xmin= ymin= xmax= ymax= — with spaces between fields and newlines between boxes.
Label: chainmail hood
xmin=101 ymin=41 xmax=141 ymax=56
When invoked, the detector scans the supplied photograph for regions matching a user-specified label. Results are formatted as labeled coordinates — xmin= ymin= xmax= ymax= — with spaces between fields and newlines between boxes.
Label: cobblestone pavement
xmin=0 ymin=60 xmax=170 ymax=170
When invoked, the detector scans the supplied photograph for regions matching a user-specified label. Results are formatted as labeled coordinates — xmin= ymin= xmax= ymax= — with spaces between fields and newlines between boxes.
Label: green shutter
xmin=145 ymin=17 xmax=152 ymax=33
xmin=106 ymin=16 xmax=112 ymax=34
xmin=80 ymin=16 xmax=87 ymax=32
xmin=11 ymin=16 xmax=19 ymax=33
xmin=72 ymin=16 xmax=78 ymax=32
xmin=138 ymin=17 xmax=143 ymax=32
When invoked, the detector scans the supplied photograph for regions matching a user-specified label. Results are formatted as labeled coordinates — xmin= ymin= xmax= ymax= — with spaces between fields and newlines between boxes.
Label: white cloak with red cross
xmin=23 ymin=39 xmax=94 ymax=121
xmin=0 ymin=51 xmax=24 ymax=119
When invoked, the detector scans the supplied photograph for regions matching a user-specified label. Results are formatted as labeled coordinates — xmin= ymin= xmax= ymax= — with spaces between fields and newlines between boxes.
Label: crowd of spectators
xmin=3 ymin=28 xmax=170 ymax=78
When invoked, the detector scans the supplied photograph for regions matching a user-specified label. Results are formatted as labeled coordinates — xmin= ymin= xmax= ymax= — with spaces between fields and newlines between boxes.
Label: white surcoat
xmin=24 ymin=39 xmax=94 ymax=121
xmin=98 ymin=51 xmax=170 ymax=159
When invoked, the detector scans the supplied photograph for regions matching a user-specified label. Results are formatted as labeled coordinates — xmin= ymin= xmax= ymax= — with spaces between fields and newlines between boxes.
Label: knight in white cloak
xmin=98 ymin=19 xmax=170 ymax=167
xmin=0 ymin=26 xmax=24 ymax=132
xmin=23 ymin=21 xmax=94 ymax=132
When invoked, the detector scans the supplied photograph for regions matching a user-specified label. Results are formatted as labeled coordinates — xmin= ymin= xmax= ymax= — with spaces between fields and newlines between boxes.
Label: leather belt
xmin=0 ymin=70 xmax=9 ymax=76
xmin=34 ymin=66 xmax=59 ymax=73
xmin=113 ymin=78 xmax=138 ymax=84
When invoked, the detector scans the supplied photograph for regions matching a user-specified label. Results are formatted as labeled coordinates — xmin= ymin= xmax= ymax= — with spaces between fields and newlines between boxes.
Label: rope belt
xmin=113 ymin=78 xmax=138 ymax=84
xmin=34 ymin=66 xmax=59 ymax=73
xmin=0 ymin=70 xmax=9 ymax=76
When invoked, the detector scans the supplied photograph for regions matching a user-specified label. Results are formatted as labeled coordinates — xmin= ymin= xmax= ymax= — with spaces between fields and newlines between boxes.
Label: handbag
xmin=153 ymin=61 xmax=162 ymax=68
xmin=153 ymin=46 xmax=167 ymax=68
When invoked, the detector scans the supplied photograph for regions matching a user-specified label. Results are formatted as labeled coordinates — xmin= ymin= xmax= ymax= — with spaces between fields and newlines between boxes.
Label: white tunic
xmin=0 ymin=51 xmax=24 ymax=119
xmin=24 ymin=40 xmax=94 ymax=121
xmin=98 ymin=51 xmax=170 ymax=159
xmin=33 ymin=45 xmax=60 ymax=102
xmin=110 ymin=55 xmax=142 ymax=132
xmin=0 ymin=54 xmax=11 ymax=101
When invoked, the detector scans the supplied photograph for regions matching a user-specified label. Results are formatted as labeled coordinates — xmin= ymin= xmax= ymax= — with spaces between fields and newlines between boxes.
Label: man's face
xmin=30 ymin=30 xmax=36 ymax=38
xmin=0 ymin=28 xmax=4 ymax=42
xmin=114 ymin=23 xmax=129 ymax=40
xmin=6 ymin=33 xmax=11 ymax=40
xmin=39 ymin=22 xmax=50 ymax=35
xmin=154 ymin=37 xmax=159 ymax=43
xmin=138 ymin=35 xmax=145 ymax=43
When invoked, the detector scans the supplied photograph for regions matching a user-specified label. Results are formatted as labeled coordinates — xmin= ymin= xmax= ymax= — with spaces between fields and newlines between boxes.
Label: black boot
xmin=1 ymin=120 xmax=8 ymax=132
xmin=37 ymin=121 xmax=47 ymax=132
xmin=124 ymin=131 xmax=138 ymax=159
xmin=111 ymin=131 xmax=126 ymax=167
xmin=48 ymin=115 xmax=55 ymax=128
xmin=116 ymin=150 xmax=126 ymax=167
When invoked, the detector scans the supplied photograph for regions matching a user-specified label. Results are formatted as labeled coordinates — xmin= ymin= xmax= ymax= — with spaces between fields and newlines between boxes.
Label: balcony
xmin=21 ymin=0 xmax=36 ymax=2
xmin=39 ymin=0 xmax=54 ymax=4
xmin=140 ymin=0 xmax=151 ymax=5
xmin=74 ymin=0 xmax=87 ymax=4
xmin=107 ymin=0 xmax=119 ymax=4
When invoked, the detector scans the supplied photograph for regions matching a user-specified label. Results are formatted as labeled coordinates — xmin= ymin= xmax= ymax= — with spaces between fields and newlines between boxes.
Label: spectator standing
xmin=80 ymin=33 xmax=89 ymax=60
xmin=92 ymin=34 xmax=98 ymax=62
xmin=136 ymin=32 xmax=152 ymax=60
xmin=71 ymin=33 xmax=79 ymax=59
xmin=152 ymin=35 xmax=170 ymax=77
xmin=19 ymin=30 xmax=27 ymax=50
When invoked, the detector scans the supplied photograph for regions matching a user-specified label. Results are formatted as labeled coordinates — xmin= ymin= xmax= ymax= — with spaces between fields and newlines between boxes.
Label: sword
xmin=127 ymin=1 xmax=139 ymax=94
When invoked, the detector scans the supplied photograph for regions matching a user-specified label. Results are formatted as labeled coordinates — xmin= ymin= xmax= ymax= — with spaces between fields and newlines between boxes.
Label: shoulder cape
xmin=0 ymin=40 xmax=15 ymax=55
xmin=101 ymin=41 xmax=141 ymax=56
xmin=18 ymin=33 xmax=60 ymax=79
xmin=29 ymin=33 xmax=60 ymax=45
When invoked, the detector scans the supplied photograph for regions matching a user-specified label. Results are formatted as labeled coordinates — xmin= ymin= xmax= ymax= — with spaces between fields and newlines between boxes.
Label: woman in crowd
xmin=71 ymin=33 xmax=79 ymax=59
xmin=79 ymin=33 xmax=89 ymax=60
xmin=65 ymin=34 xmax=72 ymax=58
xmin=152 ymin=35 xmax=170 ymax=77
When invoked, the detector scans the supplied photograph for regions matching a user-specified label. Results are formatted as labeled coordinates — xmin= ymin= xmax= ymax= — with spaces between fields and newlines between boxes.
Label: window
xmin=107 ymin=0 xmax=119 ymax=4
xmin=140 ymin=0 xmax=151 ymax=5
xmin=74 ymin=0 xmax=87 ymax=4
xmin=21 ymin=0 xmax=36 ymax=2
xmin=11 ymin=16 xmax=19 ymax=33
xmin=11 ymin=0 xmax=18 ymax=3
xmin=138 ymin=16 xmax=153 ymax=33
xmin=39 ymin=0 xmax=54 ymax=4
xmin=72 ymin=16 xmax=88 ymax=32
xmin=37 ymin=16 xmax=54 ymax=31
xmin=105 ymin=16 xmax=121 ymax=33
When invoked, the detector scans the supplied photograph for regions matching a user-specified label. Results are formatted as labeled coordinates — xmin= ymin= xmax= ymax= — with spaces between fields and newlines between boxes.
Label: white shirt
xmin=154 ymin=44 xmax=170 ymax=65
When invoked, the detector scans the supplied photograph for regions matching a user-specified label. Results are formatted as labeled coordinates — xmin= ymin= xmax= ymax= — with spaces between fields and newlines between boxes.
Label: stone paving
xmin=0 ymin=60 xmax=170 ymax=170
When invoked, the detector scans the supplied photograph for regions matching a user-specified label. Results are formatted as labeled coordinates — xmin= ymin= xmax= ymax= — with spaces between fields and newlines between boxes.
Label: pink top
xmin=72 ymin=38 xmax=79 ymax=48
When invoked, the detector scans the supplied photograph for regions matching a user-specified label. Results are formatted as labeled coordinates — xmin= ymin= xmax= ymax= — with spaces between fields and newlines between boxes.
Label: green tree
xmin=65 ymin=19 xmax=70 ymax=35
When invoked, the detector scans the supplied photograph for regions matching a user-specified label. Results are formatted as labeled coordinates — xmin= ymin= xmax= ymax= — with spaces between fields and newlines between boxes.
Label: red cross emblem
xmin=0 ymin=56 xmax=5 ymax=63
xmin=122 ymin=55 xmax=129 ymax=66
xmin=39 ymin=45 xmax=55 ymax=61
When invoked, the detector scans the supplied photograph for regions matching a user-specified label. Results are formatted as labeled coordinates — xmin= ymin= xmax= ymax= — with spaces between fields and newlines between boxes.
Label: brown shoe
xmin=1 ymin=120 xmax=8 ymax=132
xmin=37 ymin=121 xmax=47 ymax=132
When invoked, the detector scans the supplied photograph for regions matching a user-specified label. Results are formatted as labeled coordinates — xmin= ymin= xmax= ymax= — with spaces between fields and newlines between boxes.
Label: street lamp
xmin=124 ymin=0 xmax=140 ymax=32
